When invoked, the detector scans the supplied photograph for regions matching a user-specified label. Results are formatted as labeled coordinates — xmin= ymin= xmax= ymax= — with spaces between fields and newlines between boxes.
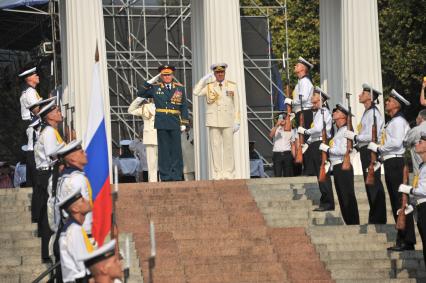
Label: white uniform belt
xmin=308 ymin=137 xmax=322 ymax=143
xmin=358 ymin=142 xmax=368 ymax=148
xmin=417 ymin=198 xmax=426 ymax=206
xmin=383 ymin=154 xmax=404 ymax=161
xmin=37 ymin=166 xmax=52 ymax=171
xmin=331 ymin=159 xmax=343 ymax=166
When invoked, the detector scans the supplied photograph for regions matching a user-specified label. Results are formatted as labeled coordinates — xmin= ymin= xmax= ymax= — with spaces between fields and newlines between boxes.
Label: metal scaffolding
xmin=102 ymin=0 xmax=287 ymax=168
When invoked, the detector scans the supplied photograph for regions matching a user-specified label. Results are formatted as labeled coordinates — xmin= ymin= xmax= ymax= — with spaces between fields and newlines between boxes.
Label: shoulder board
xmin=152 ymin=82 xmax=161 ymax=86
xmin=227 ymin=80 xmax=236 ymax=84
xmin=207 ymin=82 xmax=215 ymax=85
xmin=174 ymin=82 xmax=184 ymax=87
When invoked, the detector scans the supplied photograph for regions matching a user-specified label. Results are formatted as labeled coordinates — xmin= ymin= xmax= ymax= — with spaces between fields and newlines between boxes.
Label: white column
xmin=59 ymin=0 xmax=112 ymax=172
xmin=320 ymin=0 xmax=384 ymax=175
xmin=191 ymin=0 xmax=249 ymax=180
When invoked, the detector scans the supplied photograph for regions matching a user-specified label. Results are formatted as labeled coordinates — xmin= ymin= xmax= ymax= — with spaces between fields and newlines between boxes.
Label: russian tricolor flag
xmin=84 ymin=60 xmax=111 ymax=246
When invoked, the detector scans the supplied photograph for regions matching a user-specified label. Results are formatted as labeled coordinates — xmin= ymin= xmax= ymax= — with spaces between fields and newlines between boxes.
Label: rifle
xmin=396 ymin=163 xmax=410 ymax=230
xmin=319 ymin=108 xmax=328 ymax=182
xmin=295 ymin=94 xmax=304 ymax=164
xmin=112 ymin=165 xmax=120 ymax=254
xmin=342 ymin=93 xmax=353 ymax=170
xmin=366 ymin=101 xmax=377 ymax=185
xmin=282 ymin=52 xmax=292 ymax=132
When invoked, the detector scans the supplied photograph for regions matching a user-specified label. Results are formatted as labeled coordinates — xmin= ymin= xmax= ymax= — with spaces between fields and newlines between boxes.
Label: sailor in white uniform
xmin=320 ymin=104 xmax=359 ymax=224
xmin=368 ymin=89 xmax=415 ymax=251
xmin=57 ymin=183 xmax=93 ymax=282
xmin=344 ymin=83 xmax=387 ymax=224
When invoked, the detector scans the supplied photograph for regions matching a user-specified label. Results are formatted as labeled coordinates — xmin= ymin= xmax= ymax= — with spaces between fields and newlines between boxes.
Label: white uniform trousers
xmin=146 ymin=144 xmax=158 ymax=182
xmin=209 ymin=127 xmax=235 ymax=180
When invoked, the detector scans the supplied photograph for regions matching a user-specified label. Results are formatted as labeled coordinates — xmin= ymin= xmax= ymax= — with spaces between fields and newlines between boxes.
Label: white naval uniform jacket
xmin=59 ymin=220 xmax=91 ymax=282
xmin=292 ymin=76 xmax=313 ymax=113
xmin=193 ymin=79 xmax=240 ymax=128
xmin=20 ymin=86 xmax=41 ymax=120
xmin=306 ymin=107 xmax=332 ymax=143
xmin=34 ymin=125 xmax=65 ymax=169
xmin=411 ymin=163 xmax=426 ymax=201
xmin=128 ymin=99 xmax=158 ymax=145
xmin=329 ymin=125 xmax=348 ymax=165
xmin=378 ymin=112 xmax=409 ymax=156
xmin=356 ymin=106 xmax=384 ymax=146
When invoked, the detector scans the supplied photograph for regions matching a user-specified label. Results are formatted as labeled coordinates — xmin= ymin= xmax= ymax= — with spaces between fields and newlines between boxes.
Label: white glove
xmin=302 ymin=143 xmax=309 ymax=154
xmin=324 ymin=161 xmax=331 ymax=173
xmin=147 ymin=73 xmax=161 ymax=84
xmin=284 ymin=98 xmax=293 ymax=105
xmin=368 ymin=142 xmax=379 ymax=153
xmin=373 ymin=161 xmax=382 ymax=172
xmin=398 ymin=184 xmax=413 ymax=194
xmin=180 ymin=125 xmax=186 ymax=132
xmin=201 ymin=73 xmax=214 ymax=82
xmin=297 ymin=127 xmax=307 ymax=135
xmin=344 ymin=130 xmax=356 ymax=141
xmin=319 ymin=143 xmax=329 ymax=152
xmin=233 ymin=123 xmax=240 ymax=133
xmin=405 ymin=205 xmax=414 ymax=215
xmin=135 ymin=97 xmax=146 ymax=104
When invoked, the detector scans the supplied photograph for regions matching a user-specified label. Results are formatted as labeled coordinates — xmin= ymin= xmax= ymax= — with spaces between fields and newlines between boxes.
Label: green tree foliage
xmin=241 ymin=0 xmax=320 ymax=85
xmin=378 ymin=0 xmax=426 ymax=121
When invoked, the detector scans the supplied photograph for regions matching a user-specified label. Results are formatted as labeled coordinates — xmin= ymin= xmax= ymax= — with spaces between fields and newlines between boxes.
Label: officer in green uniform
xmin=137 ymin=65 xmax=189 ymax=181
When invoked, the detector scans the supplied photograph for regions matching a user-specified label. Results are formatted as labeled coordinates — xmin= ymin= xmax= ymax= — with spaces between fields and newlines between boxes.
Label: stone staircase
xmin=0 ymin=187 xmax=46 ymax=283
xmin=248 ymin=176 xmax=425 ymax=282
xmin=0 ymin=187 xmax=143 ymax=283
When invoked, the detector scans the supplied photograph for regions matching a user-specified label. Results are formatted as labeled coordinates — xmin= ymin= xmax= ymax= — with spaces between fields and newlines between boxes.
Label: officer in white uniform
xmin=128 ymin=98 xmax=158 ymax=182
xmin=399 ymin=132 xmax=426 ymax=267
xmin=79 ymin=239 xmax=123 ymax=282
xmin=193 ymin=63 xmax=240 ymax=180
xmin=57 ymin=184 xmax=93 ymax=282
xmin=368 ymin=89 xmax=415 ymax=251
xmin=19 ymin=65 xmax=42 ymax=121
xmin=285 ymin=57 xmax=315 ymax=175
xmin=298 ymin=87 xmax=334 ymax=211
xmin=114 ymin=140 xmax=140 ymax=183
xmin=26 ymin=97 xmax=56 ymax=191
xmin=181 ymin=125 xmax=195 ymax=181
xmin=344 ymin=83 xmax=387 ymax=224
xmin=320 ymin=104 xmax=359 ymax=225
xmin=34 ymin=100 xmax=65 ymax=262
xmin=404 ymin=110 xmax=426 ymax=186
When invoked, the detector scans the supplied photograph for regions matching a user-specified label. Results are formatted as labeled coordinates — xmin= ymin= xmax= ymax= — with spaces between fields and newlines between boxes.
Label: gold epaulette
xmin=207 ymin=81 xmax=215 ymax=85
xmin=227 ymin=80 xmax=236 ymax=84
xmin=173 ymin=82 xmax=184 ymax=87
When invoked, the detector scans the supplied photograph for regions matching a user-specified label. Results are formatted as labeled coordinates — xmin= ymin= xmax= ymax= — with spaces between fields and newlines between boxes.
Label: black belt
xmin=274 ymin=151 xmax=291 ymax=155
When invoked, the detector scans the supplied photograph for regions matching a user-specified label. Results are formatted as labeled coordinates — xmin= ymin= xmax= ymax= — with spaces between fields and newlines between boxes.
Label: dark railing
xmin=32 ymin=261 xmax=60 ymax=283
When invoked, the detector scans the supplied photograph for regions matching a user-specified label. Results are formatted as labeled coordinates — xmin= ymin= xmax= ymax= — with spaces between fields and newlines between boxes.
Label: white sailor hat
xmin=210 ymin=63 xmax=228 ymax=72
xmin=56 ymin=139 xmax=82 ymax=157
xmin=21 ymin=145 xmax=28 ymax=152
xmin=297 ymin=57 xmax=313 ymax=70
xmin=78 ymin=239 xmax=117 ymax=268
xmin=56 ymin=186 xmax=83 ymax=210
xmin=38 ymin=100 xmax=57 ymax=118
xmin=120 ymin=139 xmax=132 ymax=146
xmin=18 ymin=66 xmax=37 ymax=78
xmin=389 ymin=89 xmax=410 ymax=107
xmin=29 ymin=117 xmax=41 ymax=128
xmin=362 ymin=83 xmax=382 ymax=101
xmin=314 ymin=86 xmax=330 ymax=100
xmin=333 ymin=103 xmax=353 ymax=116
xmin=27 ymin=97 xmax=56 ymax=110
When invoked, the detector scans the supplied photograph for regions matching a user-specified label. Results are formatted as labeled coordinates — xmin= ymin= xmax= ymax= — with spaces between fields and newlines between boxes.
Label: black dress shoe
xmin=387 ymin=244 xmax=415 ymax=252
xmin=313 ymin=207 xmax=334 ymax=212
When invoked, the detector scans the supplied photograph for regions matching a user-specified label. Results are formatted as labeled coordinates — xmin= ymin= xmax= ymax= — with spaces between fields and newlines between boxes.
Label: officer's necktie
xmin=167 ymin=84 xmax=171 ymax=91
xmin=219 ymin=83 xmax=222 ymax=90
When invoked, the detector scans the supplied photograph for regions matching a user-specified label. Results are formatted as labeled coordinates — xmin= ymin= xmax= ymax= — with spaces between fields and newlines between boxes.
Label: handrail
xmin=32 ymin=261 xmax=61 ymax=283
